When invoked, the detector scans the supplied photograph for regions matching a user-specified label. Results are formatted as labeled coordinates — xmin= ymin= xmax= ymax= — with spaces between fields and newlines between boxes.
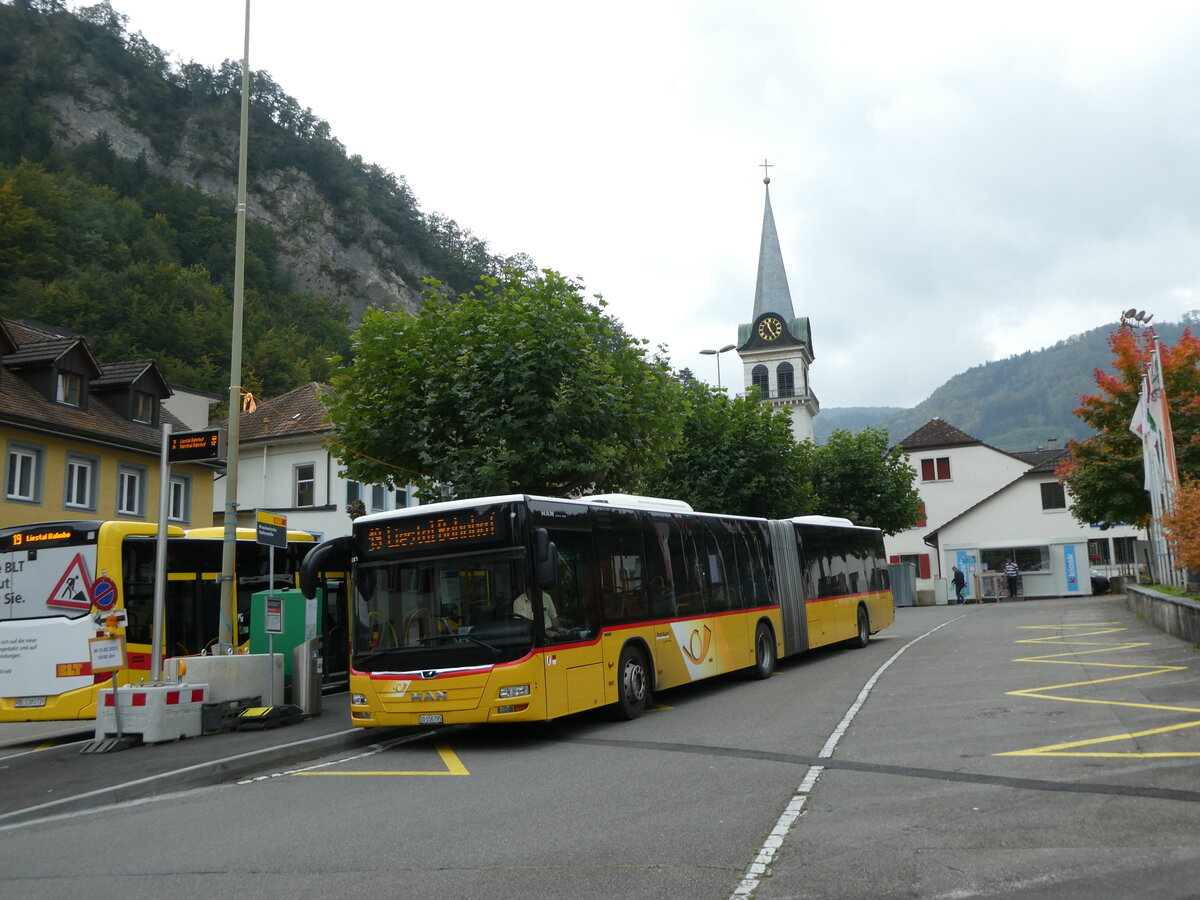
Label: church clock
xmin=756 ymin=315 xmax=784 ymax=341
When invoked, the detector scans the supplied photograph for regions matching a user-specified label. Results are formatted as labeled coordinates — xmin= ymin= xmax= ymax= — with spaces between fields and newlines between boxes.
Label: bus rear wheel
xmin=851 ymin=605 xmax=870 ymax=649
xmin=615 ymin=645 xmax=650 ymax=720
xmin=751 ymin=622 xmax=776 ymax=679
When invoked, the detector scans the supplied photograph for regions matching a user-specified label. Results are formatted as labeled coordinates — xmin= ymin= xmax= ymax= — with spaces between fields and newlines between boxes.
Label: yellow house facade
xmin=0 ymin=319 xmax=218 ymax=530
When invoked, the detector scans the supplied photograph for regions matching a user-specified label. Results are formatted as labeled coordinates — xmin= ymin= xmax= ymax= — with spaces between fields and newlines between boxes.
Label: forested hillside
xmin=826 ymin=319 xmax=1194 ymax=451
xmin=0 ymin=0 xmax=523 ymax=400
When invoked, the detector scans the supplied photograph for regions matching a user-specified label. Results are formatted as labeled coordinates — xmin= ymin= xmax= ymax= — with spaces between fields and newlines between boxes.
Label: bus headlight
xmin=498 ymin=685 xmax=530 ymax=699
xmin=352 ymin=693 xmax=368 ymax=705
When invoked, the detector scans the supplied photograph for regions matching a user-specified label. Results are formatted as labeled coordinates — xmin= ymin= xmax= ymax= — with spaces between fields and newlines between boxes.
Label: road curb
xmin=0 ymin=726 xmax=385 ymax=828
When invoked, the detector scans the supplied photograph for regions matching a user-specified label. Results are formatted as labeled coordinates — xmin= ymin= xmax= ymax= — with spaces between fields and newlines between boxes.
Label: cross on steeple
xmin=759 ymin=158 xmax=773 ymax=184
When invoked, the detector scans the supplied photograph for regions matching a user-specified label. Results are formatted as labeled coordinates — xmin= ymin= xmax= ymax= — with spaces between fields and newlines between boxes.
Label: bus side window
xmin=591 ymin=507 xmax=646 ymax=625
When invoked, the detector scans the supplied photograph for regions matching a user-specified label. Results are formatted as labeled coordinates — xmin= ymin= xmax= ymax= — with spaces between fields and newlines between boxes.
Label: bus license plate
xmin=15 ymin=697 xmax=47 ymax=708
xmin=418 ymin=714 xmax=443 ymax=725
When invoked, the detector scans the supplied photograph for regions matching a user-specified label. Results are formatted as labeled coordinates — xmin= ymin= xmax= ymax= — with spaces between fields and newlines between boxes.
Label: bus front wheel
xmin=615 ymin=645 xmax=650 ymax=720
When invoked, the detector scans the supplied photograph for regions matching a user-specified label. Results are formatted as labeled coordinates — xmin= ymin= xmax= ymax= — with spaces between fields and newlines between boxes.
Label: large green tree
xmin=649 ymin=377 xmax=816 ymax=519
xmin=808 ymin=427 xmax=921 ymax=534
xmin=1058 ymin=324 xmax=1200 ymax=528
xmin=325 ymin=269 xmax=684 ymax=499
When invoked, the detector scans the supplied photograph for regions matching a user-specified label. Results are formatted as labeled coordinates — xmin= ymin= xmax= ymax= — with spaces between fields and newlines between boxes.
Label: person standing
xmin=951 ymin=566 xmax=967 ymax=604
xmin=1004 ymin=558 xmax=1020 ymax=601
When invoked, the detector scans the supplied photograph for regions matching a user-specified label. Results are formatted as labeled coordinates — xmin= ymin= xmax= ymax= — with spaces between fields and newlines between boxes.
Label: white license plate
xmin=417 ymin=714 xmax=443 ymax=725
xmin=15 ymin=696 xmax=47 ymax=708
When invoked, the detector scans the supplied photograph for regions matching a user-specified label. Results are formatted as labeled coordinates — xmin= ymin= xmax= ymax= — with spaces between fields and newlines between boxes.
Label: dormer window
xmin=133 ymin=391 xmax=155 ymax=424
xmin=57 ymin=371 xmax=83 ymax=407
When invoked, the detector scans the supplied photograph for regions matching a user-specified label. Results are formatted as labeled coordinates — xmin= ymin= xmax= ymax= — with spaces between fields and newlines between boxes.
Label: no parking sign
xmin=92 ymin=575 xmax=118 ymax=611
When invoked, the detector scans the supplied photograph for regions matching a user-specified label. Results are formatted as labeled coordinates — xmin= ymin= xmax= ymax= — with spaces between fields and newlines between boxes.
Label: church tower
xmin=736 ymin=167 xmax=818 ymax=442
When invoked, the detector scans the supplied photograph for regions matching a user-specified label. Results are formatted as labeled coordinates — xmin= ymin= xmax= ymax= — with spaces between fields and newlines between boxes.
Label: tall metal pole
xmin=151 ymin=423 xmax=172 ymax=680
xmin=218 ymin=0 xmax=251 ymax=651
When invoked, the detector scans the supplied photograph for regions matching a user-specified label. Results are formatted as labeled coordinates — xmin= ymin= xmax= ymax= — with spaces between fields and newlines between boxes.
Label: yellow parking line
xmin=998 ymin=623 xmax=1199 ymax=758
xmin=295 ymin=744 xmax=470 ymax=776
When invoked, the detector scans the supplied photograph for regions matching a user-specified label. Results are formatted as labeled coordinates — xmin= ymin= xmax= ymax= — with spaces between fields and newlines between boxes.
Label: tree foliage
xmin=808 ymin=427 xmax=921 ymax=534
xmin=1161 ymin=478 xmax=1200 ymax=573
xmin=325 ymin=270 xmax=684 ymax=500
xmin=0 ymin=157 xmax=351 ymax=398
xmin=649 ymin=377 xmax=816 ymax=519
xmin=1058 ymin=325 xmax=1200 ymax=528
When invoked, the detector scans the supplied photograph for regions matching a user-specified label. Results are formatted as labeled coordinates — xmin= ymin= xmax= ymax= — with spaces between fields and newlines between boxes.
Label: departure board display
xmin=362 ymin=507 xmax=510 ymax=555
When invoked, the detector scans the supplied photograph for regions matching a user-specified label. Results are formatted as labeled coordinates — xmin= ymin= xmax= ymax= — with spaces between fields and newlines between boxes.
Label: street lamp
xmin=700 ymin=343 xmax=737 ymax=390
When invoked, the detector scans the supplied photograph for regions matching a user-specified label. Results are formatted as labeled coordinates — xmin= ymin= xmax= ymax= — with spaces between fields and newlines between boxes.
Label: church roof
xmin=752 ymin=184 xmax=796 ymax=322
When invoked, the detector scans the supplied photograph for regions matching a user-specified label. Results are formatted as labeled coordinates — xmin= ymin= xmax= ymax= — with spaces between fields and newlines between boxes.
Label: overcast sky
xmin=106 ymin=1 xmax=1200 ymax=408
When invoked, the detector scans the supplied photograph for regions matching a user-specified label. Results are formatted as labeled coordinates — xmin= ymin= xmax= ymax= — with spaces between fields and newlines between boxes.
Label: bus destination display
xmin=168 ymin=429 xmax=223 ymax=462
xmin=364 ymin=510 xmax=503 ymax=554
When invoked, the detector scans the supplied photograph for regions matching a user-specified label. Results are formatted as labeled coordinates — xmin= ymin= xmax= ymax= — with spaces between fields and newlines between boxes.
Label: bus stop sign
xmin=256 ymin=511 xmax=287 ymax=549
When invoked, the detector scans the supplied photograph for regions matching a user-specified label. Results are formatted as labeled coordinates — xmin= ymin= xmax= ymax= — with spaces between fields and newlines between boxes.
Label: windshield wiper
xmin=418 ymin=631 xmax=502 ymax=655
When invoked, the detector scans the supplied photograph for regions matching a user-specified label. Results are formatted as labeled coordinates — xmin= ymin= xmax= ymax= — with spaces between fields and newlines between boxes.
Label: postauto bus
xmin=299 ymin=493 xmax=893 ymax=727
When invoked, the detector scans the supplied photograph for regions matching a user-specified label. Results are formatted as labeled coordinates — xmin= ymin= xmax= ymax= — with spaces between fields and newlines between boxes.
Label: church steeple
xmin=735 ymin=162 xmax=819 ymax=442
xmin=752 ymin=182 xmax=796 ymax=322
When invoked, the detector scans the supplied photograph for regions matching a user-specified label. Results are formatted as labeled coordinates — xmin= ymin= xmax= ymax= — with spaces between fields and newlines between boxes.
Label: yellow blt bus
xmin=0 ymin=520 xmax=347 ymax=721
xmin=298 ymin=493 xmax=894 ymax=726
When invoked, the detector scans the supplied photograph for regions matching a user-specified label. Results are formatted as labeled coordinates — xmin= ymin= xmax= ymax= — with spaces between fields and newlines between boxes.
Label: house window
xmin=370 ymin=484 xmax=386 ymax=512
xmin=133 ymin=392 xmax=155 ymax=424
xmin=1113 ymin=536 xmax=1138 ymax=566
xmin=64 ymin=455 xmax=97 ymax=510
xmin=1087 ymin=538 xmax=1111 ymax=566
xmin=57 ymin=371 xmax=83 ymax=407
xmin=776 ymin=362 xmax=795 ymax=398
xmin=295 ymin=464 xmax=315 ymax=507
xmin=1040 ymin=482 xmax=1066 ymax=510
xmin=915 ymin=501 xmax=927 ymax=528
xmin=395 ymin=488 xmax=408 ymax=508
xmin=117 ymin=464 xmax=146 ymax=517
xmin=6 ymin=443 xmax=43 ymax=503
xmin=897 ymin=552 xmax=931 ymax=579
xmin=920 ymin=457 xmax=951 ymax=482
xmin=346 ymin=481 xmax=362 ymax=505
xmin=168 ymin=474 xmax=191 ymax=522
xmin=751 ymin=365 xmax=769 ymax=397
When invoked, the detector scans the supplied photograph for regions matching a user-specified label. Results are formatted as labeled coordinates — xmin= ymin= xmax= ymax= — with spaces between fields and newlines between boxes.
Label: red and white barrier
xmin=94 ymin=683 xmax=209 ymax=743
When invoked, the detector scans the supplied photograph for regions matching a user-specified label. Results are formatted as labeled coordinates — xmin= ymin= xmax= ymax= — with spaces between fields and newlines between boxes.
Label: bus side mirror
xmin=534 ymin=528 xmax=558 ymax=589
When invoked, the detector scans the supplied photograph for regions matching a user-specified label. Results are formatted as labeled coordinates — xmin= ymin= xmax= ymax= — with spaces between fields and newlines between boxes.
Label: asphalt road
xmin=2 ymin=595 xmax=1198 ymax=899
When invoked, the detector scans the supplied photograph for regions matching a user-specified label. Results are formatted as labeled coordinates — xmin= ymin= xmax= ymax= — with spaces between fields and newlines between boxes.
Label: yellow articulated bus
xmin=0 ymin=520 xmax=342 ymax=722
xmin=299 ymin=493 xmax=893 ymax=726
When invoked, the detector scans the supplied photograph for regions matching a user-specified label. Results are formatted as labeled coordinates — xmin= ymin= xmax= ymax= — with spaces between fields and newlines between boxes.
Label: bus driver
xmin=513 ymin=587 xmax=559 ymax=633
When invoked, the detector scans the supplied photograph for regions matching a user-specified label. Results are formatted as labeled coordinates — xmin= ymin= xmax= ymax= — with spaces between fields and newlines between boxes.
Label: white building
xmin=735 ymin=175 xmax=818 ymax=442
xmin=887 ymin=418 xmax=1145 ymax=601
xmin=213 ymin=382 xmax=413 ymax=539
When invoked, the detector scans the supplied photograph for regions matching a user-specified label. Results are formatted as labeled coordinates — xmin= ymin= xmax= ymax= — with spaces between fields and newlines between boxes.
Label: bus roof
xmin=791 ymin=515 xmax=880 ymax=533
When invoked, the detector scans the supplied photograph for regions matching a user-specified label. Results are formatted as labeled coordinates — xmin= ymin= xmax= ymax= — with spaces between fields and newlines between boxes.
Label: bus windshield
xmin=352 ymin=549 xmax=535 ymax=672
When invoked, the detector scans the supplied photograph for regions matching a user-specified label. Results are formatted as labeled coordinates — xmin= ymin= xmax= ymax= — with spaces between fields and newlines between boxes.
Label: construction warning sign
xmin=45 ymin=553 xmax=94 ymax=612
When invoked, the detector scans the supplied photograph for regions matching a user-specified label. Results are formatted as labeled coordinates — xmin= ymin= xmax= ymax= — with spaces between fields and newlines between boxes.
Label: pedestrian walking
xmin=952 ymin=566 xmax=967 ymax=604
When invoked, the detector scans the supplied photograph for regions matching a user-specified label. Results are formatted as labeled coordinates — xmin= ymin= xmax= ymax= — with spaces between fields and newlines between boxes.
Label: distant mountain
xmin=816 ymin=319 xmax=1196 ymax=451
xmin=812 ymin=406 xmax=904 ymax=443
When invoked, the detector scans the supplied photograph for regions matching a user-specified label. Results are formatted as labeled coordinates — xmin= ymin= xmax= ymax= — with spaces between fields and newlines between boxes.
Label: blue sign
xmin=955 ymin=551 xmax=977 ymax=599
xmin=92 ymin=575 xmax=118 ymax=611
xmin=1063 ymin=545 xmax=1080 ymax=592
